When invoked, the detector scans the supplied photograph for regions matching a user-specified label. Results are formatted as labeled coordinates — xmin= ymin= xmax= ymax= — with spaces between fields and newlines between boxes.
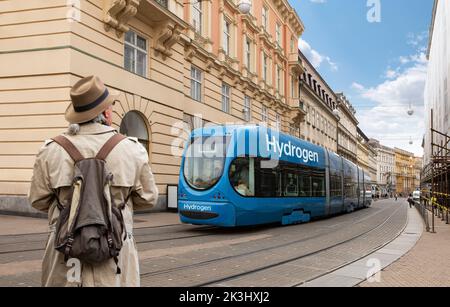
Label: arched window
xmin=119 ymin=111 xmax=150 ymax=153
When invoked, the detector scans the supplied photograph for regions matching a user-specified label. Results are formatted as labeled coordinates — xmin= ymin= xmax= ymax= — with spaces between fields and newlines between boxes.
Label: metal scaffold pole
xmin=422 ymin=109 xmax=450 ymax=233
xmin=431 ymin=109 xmax=435 ymax=233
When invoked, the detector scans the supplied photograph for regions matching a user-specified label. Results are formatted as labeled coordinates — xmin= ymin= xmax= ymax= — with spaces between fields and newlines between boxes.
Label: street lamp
xmin=407 ymin=102 xmax=414 ymax=116
xmin=237 ymin=0 xmax=252 ymax=14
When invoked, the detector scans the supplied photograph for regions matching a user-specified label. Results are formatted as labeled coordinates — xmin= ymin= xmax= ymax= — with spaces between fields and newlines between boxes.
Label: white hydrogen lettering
xmin=266 ymin=135 xmax=277 ymax=154
xmin=309 ymin=151 xmax=315 ymax=163
xmin=265 ymin=134 xmax=319 ymax=163
xmin=295 ymin=147 xmax=301 ymax=159
xmin=284 ymin=141 xmax=292 ymax=156
xmin=302 ymin=149 xmax=309 ymax=163
xmin=276 ymin=140 xmax=283 ymax=158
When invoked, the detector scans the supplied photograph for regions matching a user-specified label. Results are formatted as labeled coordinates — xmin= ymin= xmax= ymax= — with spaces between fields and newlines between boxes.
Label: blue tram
xmin=178 ymin=125 xmax=372 ymax=227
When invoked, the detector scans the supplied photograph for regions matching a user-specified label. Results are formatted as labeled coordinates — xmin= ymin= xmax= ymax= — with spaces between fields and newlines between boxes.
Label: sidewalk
xmin=360 ymin=208 xmax=450 ymax=287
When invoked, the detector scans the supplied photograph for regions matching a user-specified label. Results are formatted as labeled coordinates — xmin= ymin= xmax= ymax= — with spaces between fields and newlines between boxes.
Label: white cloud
xmin=384 ymin=68 xmax=399 ymax=79
xmin=351 ymin=82 xmax=365 ymax=91
xmin=298 ymin=38 xmax=338 ymax=71
xmin=352 ymin=52 xmax=428 ymax=156
xmin=407 ymin=31 xmax=428 ymax=47
xmin=310 ymin=0 xmax=327 ymax=3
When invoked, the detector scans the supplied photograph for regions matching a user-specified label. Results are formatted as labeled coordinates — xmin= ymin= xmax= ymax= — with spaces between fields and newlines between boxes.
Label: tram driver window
xmin=229 ymin=158 xmax=255 ymax=196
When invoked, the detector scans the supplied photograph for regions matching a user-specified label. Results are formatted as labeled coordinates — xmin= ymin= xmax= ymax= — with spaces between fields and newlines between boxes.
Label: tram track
xmin=139 ymin=202 xmax=403 ymax=282
xmin=195 ymin=203 xmax=406 ymax=287
xmin=0 ymin=224 xmax=217 ymax=255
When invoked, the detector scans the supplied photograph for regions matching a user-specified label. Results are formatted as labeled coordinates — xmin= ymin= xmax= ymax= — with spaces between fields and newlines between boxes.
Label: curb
xmin=301 ymin=205 xmax=423 ymax=287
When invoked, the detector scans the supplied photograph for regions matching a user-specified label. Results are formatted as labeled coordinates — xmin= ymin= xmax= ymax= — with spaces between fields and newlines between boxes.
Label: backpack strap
xmin=52 ymin=135 xmax=84 ymax=162
xmin=96 ymin=134 xmax=127 ymax=160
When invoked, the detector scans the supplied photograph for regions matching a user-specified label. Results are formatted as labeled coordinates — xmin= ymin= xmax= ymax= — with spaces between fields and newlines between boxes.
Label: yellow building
xmin=394 ymin=148 xmax=415 ymax=195
xmin=0 ymin=0 xmax=305 ymax=214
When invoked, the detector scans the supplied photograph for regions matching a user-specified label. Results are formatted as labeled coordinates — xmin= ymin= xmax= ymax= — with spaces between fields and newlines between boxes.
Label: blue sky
xmin=290 ymin=0 xmax=434 ymax=156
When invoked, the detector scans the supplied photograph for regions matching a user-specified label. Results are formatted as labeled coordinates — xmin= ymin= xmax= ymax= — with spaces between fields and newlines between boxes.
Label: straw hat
xmin=65 ymin=76 xmax=118 ymax=124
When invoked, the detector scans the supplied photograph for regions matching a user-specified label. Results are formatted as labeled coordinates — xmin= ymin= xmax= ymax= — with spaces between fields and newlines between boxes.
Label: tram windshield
xmin=184 ymin=135 xmax=230 ymax=190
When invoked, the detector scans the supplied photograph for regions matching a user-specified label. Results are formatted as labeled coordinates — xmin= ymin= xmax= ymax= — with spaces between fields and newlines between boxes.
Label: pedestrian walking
xmin=29 ymin=76 xmax=158 ymax=287
xmin=395 ymin=194 xmax=398 ymax=201
xmin=407 ymin=194 xmax=414 ymax=208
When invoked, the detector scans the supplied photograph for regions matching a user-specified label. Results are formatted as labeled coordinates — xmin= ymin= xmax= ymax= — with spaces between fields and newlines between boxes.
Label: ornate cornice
xmin=103 ymin=0 xmax=141 ymax=37
xmin=258 ymin=29 xmax=277 ymax=50
xmin=154 ymin=21 xmax=182 ymax=59
xmin=241 ymin=14 xmax=259 ymax=34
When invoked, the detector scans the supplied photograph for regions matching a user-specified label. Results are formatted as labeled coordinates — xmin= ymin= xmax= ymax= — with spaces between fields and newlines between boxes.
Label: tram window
xmin=311 ymin=176 xmax=325 ymax=197
xmin=298 ymin=174 xmax=311 ymax=197
xmin=256 ymin=169 xmax=277 ymax=197
xmin=230 ymin=157 xmax=325 ymax=198
xmin=330 ymin=175 xmax=342 ymax=197
xmin=229 ymin=157 xmax=255 ymax=196
xmin=184 ymin=135 xmax=230 ymax=190
xmin=283 ymin=171 xmax=298 ymax=197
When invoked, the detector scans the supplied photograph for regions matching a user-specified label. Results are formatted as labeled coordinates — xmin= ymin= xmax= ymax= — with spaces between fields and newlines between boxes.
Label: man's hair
xmin=67 ymin=113 xmax=108 ymax=135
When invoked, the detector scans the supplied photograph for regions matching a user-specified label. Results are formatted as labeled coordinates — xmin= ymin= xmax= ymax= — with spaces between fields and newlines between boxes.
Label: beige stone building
xmin=335 ymin=93 xmax=358 ymax=164
xmin=369 ymin=139 xmax=396 ymax=195
xmin=0 ymin=0 xmax=305 ymax=214
xmin=356 ymin=127 xmax=377 ymax=183
xmin=298 ymin=51 xmax=338 ymax=152
xmin=413 ymin=156 xmax=423 ymax=191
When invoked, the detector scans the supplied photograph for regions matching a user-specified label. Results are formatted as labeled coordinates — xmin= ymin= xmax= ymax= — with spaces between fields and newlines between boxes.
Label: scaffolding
xmin=420 ymin=110 xmax=450 ymax=233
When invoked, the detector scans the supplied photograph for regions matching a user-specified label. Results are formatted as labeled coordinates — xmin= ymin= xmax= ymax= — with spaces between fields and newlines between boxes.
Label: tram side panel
xmin=328 ymin=150 xmax=345 ymax=215
xmin=358 ymin=167 xmax=365 ymax=208
xmin=343 ymin=159 xmax=359 ymax=212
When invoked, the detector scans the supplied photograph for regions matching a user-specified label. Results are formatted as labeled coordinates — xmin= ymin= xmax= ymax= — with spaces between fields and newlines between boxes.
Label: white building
xmin=424 ymin=0 xmax=450 ymax=165
xmin=369 ymin=139 xmax=396 ymax=195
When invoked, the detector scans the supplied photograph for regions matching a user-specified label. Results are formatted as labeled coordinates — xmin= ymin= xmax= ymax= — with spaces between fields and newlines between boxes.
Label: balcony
xmin=289 ymin=52 xmax=304 ymax=75
xmin=135 ymin=0 xmax=188 ymax=59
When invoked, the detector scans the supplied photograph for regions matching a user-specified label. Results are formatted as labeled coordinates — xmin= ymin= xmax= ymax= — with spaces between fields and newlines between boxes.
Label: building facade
xmin=0 ymin=0 xmax=305 ymax=214
xmin=369 ymin=139 xmax=396 ymax=196
xmin=424 ymin=0 xmax=450 ymax=166
xmin=413 ymin=156 xmax=423 ymax=191
xmin=395 ymin=148 xmax=416 ymax=196
xmin=368 ymin=146 xmax=378 ymax=184
xmin=298 ymin=51 xmax=338 ymax=152
xmin=356 ymin=127 xmax=377 ymax=183
xmin=335 ymin=93 xmax=358 ymax=164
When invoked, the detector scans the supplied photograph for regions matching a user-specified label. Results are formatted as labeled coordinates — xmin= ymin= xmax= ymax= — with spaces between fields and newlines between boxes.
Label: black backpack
xmin=51 ymin=134 xmax=127 ymax=273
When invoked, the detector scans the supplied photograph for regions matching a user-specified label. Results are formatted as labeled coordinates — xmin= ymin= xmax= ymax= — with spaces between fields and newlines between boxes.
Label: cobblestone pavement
xmin=0 ymin=199 xmax=408 ymax=287
xmin=360 ymin=209 xmax=450 ymax=287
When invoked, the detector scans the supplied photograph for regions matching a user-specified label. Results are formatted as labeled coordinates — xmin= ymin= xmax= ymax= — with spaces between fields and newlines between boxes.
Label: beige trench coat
xmin=28 ymin=123 xmax=158 ymax=287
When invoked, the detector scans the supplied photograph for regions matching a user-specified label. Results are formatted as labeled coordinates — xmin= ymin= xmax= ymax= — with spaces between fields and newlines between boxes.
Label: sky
xmin=289 ymin=0 xmax=435 ymax=157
